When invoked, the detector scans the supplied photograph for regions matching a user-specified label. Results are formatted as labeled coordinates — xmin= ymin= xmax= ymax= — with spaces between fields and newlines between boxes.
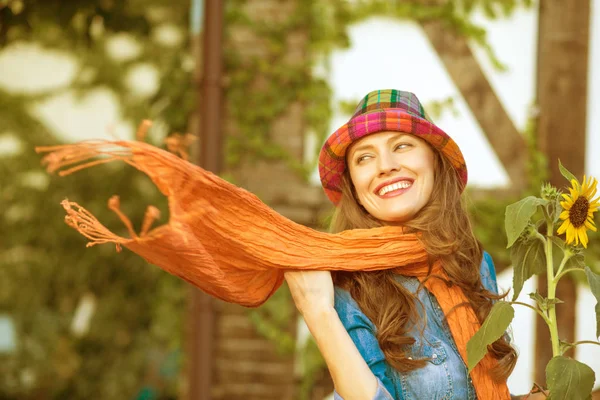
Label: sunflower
xmin=557 ymin=176 xmax=600 ymax=248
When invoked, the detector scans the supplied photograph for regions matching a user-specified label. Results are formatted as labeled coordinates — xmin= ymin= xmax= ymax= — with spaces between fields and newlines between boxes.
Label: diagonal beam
xmin=420 ymin=20 xmax=528 ymax=192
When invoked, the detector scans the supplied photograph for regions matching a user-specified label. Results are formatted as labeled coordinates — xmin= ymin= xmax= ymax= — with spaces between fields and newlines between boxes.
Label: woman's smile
xmin=374 ymin=178 xmax=414 ymax=198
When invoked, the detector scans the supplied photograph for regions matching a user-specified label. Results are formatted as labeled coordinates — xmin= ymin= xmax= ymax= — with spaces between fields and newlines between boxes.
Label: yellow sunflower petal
xmin=588 ymin=183 xmax=598 ymax=199
xmin=557 ymin=219 xmax=570 ymax=235
xmin=569 ymin=187 xmax=579 ymax=200
xmin=566 ymin=224 xmax=576 ymax=245
xmin=559 ymin=210 xmax=570 ymax=220
xmin=585 ymin=219 xmax=597 ymax=232
xmin=578 ymin=228 xmax=589 ymax=248
xmin=585 ymin=176 xmax=597 ymax=193
xmin=561 ymin=198 xmax=574 ymax=209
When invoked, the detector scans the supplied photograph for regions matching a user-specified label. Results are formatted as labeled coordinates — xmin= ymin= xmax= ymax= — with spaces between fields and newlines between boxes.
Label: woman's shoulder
xmin=333 ymin=286 xmax=376 ymax=331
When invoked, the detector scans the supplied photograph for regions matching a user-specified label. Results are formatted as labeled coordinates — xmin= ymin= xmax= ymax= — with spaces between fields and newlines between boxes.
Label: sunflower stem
xmin=553 ymin=251 xmax=573 ymax=285
xmin=510 ymin=301 xmax=551 ymax=325
xmin=534 ymin=231 xmax=547 ymax=245
xmin=572 ymin=340 xmax=600 ymax=348
xmin=554 ymin=267 xmax=586 ymax=285
xmin=545 ymin=216 xmax=561 ymax=358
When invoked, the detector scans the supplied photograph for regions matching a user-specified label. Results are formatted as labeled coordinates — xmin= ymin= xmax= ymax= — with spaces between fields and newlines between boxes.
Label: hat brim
xmin=319 ymin=109 xmax=468 ymax=205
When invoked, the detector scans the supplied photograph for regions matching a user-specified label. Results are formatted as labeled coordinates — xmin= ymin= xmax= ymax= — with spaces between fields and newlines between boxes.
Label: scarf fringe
xmin=36 ymin=124 xmax=167 ymax=252
xmin=60 ymin=196 xmax=161 ymax=252
xmin=61 ymin=198 xmax=129 ymax=252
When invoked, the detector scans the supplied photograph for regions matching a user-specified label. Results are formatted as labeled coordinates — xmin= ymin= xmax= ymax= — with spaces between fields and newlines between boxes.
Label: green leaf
xmin=550 ymin=236 xmax=565 ymax=250
xmin=570 ymin=254 xmax=586 ymax=269
xmin=528 ymin=291 xmax=563 ymax=312
xmin=585 ymin=266 xmax=600 ymax=338
xmin=546 ymin=356 xmax=595 ymax=400
xmin=562 ymin=253 xmax=586 ymax=276
xmin=547 ymin=298 xmax=565 ymax=306
xmin=552 ymin=198 xmax=563 ymax=224
xmin=511 ymin=237 xmax=546 ymax=301
xmin=551 ymin=238 xmax=565 ymax=273
xmin=467 ymin=301 xmax=514 ymax=372
xmin=558 ymin=159 xmax=578 ymax=184
xmin=529 ymin=291 xmax=546 ymax=309
xmin=505 ymin=196 xmax=548 ymax=248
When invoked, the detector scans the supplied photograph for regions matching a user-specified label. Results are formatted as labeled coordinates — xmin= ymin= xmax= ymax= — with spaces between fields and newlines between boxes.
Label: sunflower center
xmin=569 ymin=197 xmax=590 ymax=227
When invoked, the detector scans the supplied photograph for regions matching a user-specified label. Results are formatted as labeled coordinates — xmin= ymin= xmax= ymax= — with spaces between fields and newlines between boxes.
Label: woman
xmin=284 ymin=90 xmax=544 ymax=400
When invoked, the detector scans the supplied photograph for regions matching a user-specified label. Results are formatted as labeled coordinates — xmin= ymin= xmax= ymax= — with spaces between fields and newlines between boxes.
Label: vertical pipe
xmin=188 ymin=1 xmax=224 ymax=399
xmin=198 ymin=0 xmax=224 ymax=173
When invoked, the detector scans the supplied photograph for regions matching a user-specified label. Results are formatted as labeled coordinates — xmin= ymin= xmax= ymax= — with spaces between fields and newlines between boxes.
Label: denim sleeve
xmin=333 ymin=378 xmax=394 ymax=400
xmin=481 ymin=251 xmax=500 ymax=295
xmin=334 ymin=287 xmax=398 ymax=398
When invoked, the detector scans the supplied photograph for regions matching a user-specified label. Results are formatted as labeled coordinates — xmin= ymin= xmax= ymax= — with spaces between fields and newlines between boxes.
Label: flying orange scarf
xmin=36 ymin=137 xmax=509 ymax=400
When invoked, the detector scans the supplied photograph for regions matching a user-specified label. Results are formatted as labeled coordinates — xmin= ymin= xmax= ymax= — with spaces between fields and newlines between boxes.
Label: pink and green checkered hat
xmin=319 ymin=89 xmax=468 ymax=205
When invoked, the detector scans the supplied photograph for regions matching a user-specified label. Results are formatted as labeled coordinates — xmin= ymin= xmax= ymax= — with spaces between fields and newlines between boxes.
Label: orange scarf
xmin=36 ymin=139 xmax=509 ymax=400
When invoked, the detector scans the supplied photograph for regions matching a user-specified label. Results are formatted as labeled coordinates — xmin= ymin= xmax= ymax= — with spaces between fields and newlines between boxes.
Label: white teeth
xmin=378 ymin=181 xmax=412 ymax=196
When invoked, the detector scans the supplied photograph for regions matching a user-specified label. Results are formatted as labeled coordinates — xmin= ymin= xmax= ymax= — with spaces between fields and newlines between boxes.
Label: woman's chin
xmin=377 ymin=212 xmax=414 ymax=225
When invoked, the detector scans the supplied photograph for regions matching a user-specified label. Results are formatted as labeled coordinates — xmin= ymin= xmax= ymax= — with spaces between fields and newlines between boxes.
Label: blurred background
xmin=1 ymin=0 xmax=600 ymax=399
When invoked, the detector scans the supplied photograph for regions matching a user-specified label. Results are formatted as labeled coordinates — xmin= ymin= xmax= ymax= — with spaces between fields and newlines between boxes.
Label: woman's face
xmin=346 ymin=131 xmax=436 ymax=224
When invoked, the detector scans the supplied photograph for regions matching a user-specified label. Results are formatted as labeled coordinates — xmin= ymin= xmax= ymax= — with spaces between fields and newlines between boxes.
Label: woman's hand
xmin=284 ymin=270 xmax=334 ymax=318
xmin=284 ymin=270 xmax=380 ymax=400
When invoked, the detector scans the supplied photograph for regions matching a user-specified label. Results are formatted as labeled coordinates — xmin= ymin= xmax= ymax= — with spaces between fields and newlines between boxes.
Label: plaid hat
xmin=319 ymin=89 xmax=468 ymax=205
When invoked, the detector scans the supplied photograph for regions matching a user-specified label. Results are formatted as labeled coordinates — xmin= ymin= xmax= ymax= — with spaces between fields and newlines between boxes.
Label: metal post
xmin=189 ymin=1 xmax=224 ymax=399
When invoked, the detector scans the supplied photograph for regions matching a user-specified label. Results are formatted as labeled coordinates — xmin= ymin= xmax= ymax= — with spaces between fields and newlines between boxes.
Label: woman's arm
xmin=284 ymin=270 xmax=380 ymax=400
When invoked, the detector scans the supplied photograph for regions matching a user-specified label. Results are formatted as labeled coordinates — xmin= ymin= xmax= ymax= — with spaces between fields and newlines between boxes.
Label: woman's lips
xmin=376 ymin=184 xmax=412 ymax=199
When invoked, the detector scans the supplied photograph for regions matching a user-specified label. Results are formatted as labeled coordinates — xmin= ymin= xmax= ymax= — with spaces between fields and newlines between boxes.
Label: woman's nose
xmin=377 ymin=152 xmax=400 ymax=176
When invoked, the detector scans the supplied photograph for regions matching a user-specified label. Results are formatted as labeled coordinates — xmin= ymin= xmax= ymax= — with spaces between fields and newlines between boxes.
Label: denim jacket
xmin=333 ymin=252 xmax=500 ymax=400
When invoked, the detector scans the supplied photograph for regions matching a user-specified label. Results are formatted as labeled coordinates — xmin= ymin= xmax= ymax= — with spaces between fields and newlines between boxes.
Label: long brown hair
xmin=330 ymin=148 xmax=517 ymax=380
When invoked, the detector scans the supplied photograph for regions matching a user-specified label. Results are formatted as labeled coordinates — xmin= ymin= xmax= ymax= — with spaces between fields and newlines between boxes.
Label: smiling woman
xmin=284 ymin=89 xmax=544 ymax=400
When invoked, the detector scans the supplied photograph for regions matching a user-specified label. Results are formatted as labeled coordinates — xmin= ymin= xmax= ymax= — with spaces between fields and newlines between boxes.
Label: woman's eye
xmin=356 ymin=155 xmax=371 ymax=163
xmin=395 ymin=143 xmax=412 ymax=151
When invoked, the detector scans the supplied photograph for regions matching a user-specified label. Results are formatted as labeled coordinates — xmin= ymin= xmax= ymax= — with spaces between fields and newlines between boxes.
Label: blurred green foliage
xmin=0 ymin=1 xmax=190 ymax=399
